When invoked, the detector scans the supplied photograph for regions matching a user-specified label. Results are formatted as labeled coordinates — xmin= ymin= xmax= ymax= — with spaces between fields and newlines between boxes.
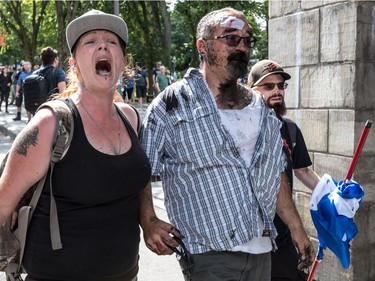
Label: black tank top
xmin=24 ymin=100 xmax=151 ymax=281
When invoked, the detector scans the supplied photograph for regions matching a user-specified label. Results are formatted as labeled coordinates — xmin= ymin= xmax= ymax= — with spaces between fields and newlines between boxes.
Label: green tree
xmin=0 ymin=0 xmax=107 ymax=69
xmin=0 ymin=1 xmax=50 ymax=65
xmin=54 ymin=0 xmax=80 ymax=67
xmin=0 ymin=0 xmax=268 ymax=82
xmin=121 ymin=1 xmax=172 ymax=90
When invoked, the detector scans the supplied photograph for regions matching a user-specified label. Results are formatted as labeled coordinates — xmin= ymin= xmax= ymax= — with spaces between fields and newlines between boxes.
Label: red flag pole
xmin=345 ymin=120 xmax=372 ymax=181
xmin=307 ymin=120 xmax=372 ymax=281
xmin=307 ymin=258 xmax=321 ymax=281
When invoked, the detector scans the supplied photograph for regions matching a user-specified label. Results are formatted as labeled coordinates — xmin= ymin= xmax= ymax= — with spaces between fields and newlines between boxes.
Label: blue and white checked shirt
xmin=141 ymin=68 xmax=284 ymax=254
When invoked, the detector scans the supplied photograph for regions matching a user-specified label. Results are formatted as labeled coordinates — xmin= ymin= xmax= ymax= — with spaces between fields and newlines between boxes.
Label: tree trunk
xmin=55 ymin=0 xmax=79 ymax=65
xmin=158 ymin=1 xmax=171 ymax=69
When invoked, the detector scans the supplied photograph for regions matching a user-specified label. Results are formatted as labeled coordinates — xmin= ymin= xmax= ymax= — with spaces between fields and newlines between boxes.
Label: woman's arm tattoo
xmin=14 ymin=126 xmax=39 ymax=157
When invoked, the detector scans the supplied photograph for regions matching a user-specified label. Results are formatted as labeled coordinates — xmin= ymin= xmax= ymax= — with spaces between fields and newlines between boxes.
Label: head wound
xmin=219 ymin=16 xmax=245 ymax=30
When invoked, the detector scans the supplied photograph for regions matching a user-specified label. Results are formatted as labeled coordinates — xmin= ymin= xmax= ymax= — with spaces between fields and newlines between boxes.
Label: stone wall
xmin=268 ymin=1 xmax=375 ymax=280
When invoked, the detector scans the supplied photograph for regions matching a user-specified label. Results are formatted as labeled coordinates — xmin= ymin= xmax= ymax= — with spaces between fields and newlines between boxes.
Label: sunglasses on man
xmin=257 ymin=82 xmax=288 ymax=91
xmin=207 ymin=34 xmax=257 ymax=48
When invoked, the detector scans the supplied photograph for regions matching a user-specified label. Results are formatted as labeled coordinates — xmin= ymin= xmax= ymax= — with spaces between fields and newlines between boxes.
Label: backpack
xmin=23 ymin=67 xmax=55 ymax=114
xmin=0 ymin=99 xmax=74 ymax=281
xmin=283 ymin=117 xmax=297 ymax=151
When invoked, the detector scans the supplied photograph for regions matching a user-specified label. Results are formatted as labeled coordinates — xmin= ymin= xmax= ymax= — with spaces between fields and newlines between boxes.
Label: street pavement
xmin=0 ymin=103 xmax=183 ymax=281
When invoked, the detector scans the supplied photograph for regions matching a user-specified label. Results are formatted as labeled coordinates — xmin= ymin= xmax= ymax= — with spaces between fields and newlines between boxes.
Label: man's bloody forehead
xmin=219 ymin=16 xmax=245 ymax=30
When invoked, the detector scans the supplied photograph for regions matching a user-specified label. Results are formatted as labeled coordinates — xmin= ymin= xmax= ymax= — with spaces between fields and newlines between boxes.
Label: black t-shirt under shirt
xmin=274 ymin=118 xmax=312 ymax=245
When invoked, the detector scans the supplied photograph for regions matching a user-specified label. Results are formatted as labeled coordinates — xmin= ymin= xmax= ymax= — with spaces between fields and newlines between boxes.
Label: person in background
xmin=124 ymin=67 xmax=135 ymax=103
xmin=13 ymin=60 xmax=33 ymax=121
xmin=9 ymin=66 xmax=17 ymax=106
xmin=248 ymin=59 xmax=320 ymax=281
xmin=166 ymin=69 xmax=174 ymax=84
xmin=134 ymin=63 xmax=149 ymax=108
xmin=117 ymin=76 xmax=124 ymax=99
xmin=38 ymin=46 xmax=67 ymax=98
xmin=141 ymin=7 xmax=314 ymax=281
xmin=172 ymin=71 xmax=178 ymax=82
xmin=0 ymin=66 xmax=12 ymax=113
xmin=0 ymin=9 xmax=179 ymax=281
xmin=152 ymin=61 xmax=162 ymax=96
xmin=154 ymin=65 xmax=169 ymax=94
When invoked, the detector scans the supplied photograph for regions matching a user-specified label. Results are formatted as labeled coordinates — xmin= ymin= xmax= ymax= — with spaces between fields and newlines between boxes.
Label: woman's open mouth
xmin=95 ymin=59 xmax=112 ymax=75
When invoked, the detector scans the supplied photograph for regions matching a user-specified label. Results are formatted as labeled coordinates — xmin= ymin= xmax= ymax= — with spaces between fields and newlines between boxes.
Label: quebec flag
xmin=310 ymin=174 xmax=365 ymax=269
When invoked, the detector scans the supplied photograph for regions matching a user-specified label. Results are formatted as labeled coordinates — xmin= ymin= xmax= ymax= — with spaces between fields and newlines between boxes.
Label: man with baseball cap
xmin=249 ymin=60 xmax=320 ymax=281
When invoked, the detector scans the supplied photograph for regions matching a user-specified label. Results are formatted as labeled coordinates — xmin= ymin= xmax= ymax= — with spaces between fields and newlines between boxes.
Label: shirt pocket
xmin=166 ymin=107 xmax=220 ymax=165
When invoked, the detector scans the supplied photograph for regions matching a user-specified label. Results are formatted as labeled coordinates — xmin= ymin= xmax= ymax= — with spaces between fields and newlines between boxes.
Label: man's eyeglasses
xmin=209 ymin=34 xmax=257 ymax=48
xmin=167 ymin=237 xmax=195 ymax=277
xmin=257 ymin=82 xmax=288 ymax=91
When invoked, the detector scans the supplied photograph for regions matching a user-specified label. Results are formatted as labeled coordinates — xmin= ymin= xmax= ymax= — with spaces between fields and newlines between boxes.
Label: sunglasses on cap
xmin=207 ymin=34 xmax=257 ymax=48
xmin=257 ymin=82 xmax=288 ymax=91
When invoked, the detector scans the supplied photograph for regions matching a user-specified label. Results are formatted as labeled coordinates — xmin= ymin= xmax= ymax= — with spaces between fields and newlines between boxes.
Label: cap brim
xmin=253 ymin=71 xmax=291 ymax=86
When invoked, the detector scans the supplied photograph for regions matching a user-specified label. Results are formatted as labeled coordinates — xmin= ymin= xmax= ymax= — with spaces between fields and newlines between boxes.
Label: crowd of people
xmin=1 ymin=45 xmax=67 ymax=122
xmin=116 ymin=61 xmax=177 ymax=107
xmin=0 ymin=7 xmax=326 ymax=281
xmin=1 ymin=52 xmax=177 ymax=120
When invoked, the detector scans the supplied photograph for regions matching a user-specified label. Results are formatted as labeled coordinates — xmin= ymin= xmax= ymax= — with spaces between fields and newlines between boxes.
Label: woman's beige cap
xmin=66 ymin=9 xmax=128 ymax=52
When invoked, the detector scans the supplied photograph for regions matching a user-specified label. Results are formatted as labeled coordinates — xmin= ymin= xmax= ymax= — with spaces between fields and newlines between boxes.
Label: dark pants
xmin=15 ymin=92 xmax=23 ymax=107
xmin=180 ymin=251 xmax=271 ymax=281
xmin=136 ymin=85 xmax=147 ymax=98
xmin=126 ymin=87 xmax=134 ymax=101
xmin=271 ymin=238 xmax=308 ymax=281
xmin=0 ymin=89 xmax=9 ymax=110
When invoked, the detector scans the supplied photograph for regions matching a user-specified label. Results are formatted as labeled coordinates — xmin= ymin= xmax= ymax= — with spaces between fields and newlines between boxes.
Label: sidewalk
xmin=0 ymin=104 xmax=27 ymax=140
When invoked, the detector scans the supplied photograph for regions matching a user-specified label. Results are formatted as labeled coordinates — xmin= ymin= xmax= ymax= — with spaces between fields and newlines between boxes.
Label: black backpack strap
xmin=39 ymin=66 xmax=58 ymax=96
xmin=47 ymin=68 xmax=58 ymax=96
xmin=36 ymin=65 xmax=54 ymax=77
xmin=283 ymin=117 xmax=297 ymax=150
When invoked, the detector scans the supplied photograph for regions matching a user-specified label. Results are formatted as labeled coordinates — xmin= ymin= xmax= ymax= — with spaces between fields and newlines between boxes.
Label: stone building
xmin=268 ymin=0 xmax=375 ymax=280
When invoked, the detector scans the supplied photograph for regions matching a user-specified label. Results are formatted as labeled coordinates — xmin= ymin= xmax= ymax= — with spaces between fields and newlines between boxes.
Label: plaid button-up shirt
xmin=141 ymin=68 xmax=283 ymax=254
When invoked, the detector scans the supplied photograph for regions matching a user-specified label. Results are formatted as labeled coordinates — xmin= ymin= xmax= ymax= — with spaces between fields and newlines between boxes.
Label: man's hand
xmin=276 ymin=173 xmax=315 ymax=269
xmin=141 ymin=215 xmax=183 ymax=255
xmin=139 ymin=181 xmax=184 ymax=255
xmin=290 ymin=228 xmax=315 ymax=269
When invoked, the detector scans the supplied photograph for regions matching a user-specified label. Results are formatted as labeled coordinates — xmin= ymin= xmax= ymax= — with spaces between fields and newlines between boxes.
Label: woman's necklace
xmin=80 ymin=102 xmax=122 ymax=155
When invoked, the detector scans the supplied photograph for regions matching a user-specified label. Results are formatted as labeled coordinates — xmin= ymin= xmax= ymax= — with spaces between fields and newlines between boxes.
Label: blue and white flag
xmin=310 ymin=174 xmax=364 ymax=269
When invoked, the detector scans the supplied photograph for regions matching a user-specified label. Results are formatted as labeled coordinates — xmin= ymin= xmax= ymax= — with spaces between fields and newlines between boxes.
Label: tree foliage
xmin=120 ymin=1 xmax=173 ymax=89
xmin=0 ymin=0 xmax=268 ymax=77
xmin=0 ymin=1 xmax=49 ymax=66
